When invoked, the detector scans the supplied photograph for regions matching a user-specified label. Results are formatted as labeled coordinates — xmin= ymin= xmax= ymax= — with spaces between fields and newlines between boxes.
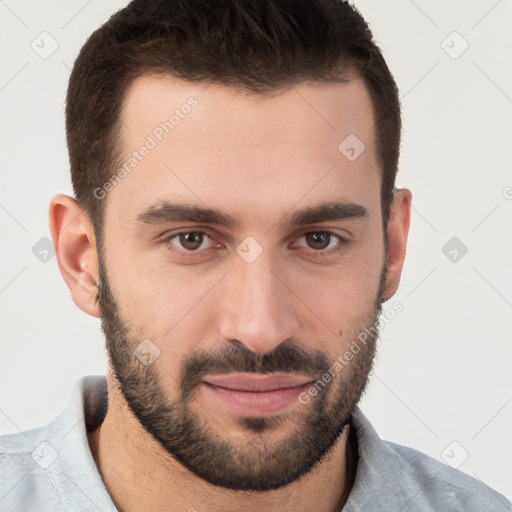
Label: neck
xmin=87 ymin=372 xmax=356 ymax=512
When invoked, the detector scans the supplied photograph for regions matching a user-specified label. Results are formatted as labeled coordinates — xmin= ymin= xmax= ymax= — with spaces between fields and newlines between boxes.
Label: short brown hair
xmin=66 ymin=0 xmax=401 ymax=239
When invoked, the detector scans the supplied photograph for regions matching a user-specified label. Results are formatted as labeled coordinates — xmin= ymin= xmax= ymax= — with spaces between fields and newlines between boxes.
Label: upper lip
xmin=202 ymin=373 xmax=313 ymax=392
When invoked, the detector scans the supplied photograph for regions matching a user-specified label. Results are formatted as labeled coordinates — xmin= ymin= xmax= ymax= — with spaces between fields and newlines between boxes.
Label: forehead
xmin=108 ymin=74 xmax=380 ymax=228
xmin=119 ymin=73 xmax=376 ymax=151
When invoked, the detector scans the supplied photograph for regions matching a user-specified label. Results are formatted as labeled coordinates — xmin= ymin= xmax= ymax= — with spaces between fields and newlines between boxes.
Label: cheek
xmin=289 ymin=252 xmax=383 ymax=353
xmin=107 ymin=259 xmax=223 ymax=359
xmin=298 ymin=276 xmax=378 ymax=350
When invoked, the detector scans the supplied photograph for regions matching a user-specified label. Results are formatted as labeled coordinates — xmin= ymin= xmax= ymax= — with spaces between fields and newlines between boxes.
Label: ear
xmin=49 ymin=194 xmax=101 ymax=318
xmin=382 ymin=188 xmax=412 ymax=301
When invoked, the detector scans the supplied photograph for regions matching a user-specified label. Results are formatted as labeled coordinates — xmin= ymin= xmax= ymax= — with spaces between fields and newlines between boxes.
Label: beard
xmin=96 ymin=248 xmax=385 ymax=491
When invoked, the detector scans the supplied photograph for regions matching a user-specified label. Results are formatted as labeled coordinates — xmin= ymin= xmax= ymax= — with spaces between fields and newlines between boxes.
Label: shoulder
xmin=0 ymin=421 xmax=55 ymax=468
xmin=0 ymin=425 xmax=65 ymax=511
xmin=0 ymin=376 xmax=111 ymax=512
xmin=386 ymin=440 xmax=511 ymax=511
xmin=347 ymin=408 xmax=511 ymax=512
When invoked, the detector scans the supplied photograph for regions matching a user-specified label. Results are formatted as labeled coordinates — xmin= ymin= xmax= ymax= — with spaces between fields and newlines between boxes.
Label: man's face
xmin=97 ymin=74 xmax=386 ymax=490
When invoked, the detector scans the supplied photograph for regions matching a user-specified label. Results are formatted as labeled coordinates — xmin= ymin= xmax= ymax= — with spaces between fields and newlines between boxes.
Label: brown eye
xmin=304 ymin=231 xmax=334 ymax=250
xmin=177 ymin=232 xmax=205 ymax=251
xmin=163 ymin=230 xmax=222 ymax=261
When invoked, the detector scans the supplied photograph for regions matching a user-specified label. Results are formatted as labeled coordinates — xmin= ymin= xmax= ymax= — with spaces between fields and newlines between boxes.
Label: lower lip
xmin=201 ymin=382 xmax=311 ymax=417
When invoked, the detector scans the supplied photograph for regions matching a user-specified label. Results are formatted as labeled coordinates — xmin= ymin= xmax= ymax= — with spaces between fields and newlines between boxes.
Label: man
xmin=0 ymin=0 xmax=509 ymax=510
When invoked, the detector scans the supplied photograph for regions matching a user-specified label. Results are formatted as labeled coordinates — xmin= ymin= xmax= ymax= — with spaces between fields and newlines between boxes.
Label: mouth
xmin=201 ymin=373 xmax=314 ymax=417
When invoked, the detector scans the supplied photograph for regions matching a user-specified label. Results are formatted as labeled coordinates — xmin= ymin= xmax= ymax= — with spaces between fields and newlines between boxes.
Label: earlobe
xmin=48 ymin=194 xmax=101 ymax=318
xmin=382 ymin=188 xmax=412 ymax=302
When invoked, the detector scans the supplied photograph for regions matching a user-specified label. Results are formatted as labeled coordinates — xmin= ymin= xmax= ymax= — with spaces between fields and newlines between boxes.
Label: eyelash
xmin=162 ymin=230 xmax=349 ymax=260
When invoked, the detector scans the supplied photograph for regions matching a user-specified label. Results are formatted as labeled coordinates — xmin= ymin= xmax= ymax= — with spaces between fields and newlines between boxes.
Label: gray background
xmin=1 ymin=0 xmax=511 ymax=500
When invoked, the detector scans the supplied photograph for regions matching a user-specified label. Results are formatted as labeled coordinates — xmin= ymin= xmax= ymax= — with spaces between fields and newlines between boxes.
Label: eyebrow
xmin=134 ymin=200 xmax=368 ymax=230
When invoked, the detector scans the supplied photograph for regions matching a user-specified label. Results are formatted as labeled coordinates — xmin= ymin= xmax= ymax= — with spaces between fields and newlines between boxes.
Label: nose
xmin=219 ymin=251 xmax=300 ymax=355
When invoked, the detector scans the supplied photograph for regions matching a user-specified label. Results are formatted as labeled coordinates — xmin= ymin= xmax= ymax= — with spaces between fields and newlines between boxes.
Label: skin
xmin=49 ymin=73 xmax=411 ymax=512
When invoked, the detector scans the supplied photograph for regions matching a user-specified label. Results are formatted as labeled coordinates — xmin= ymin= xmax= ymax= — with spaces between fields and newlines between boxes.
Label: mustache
xmin=179 ymin=341 xmax=331 ymax=395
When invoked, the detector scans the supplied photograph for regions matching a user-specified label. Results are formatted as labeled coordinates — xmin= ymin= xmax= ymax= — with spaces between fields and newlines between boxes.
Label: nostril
xmin=227 ymin=338 xmax=245 ymax=350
